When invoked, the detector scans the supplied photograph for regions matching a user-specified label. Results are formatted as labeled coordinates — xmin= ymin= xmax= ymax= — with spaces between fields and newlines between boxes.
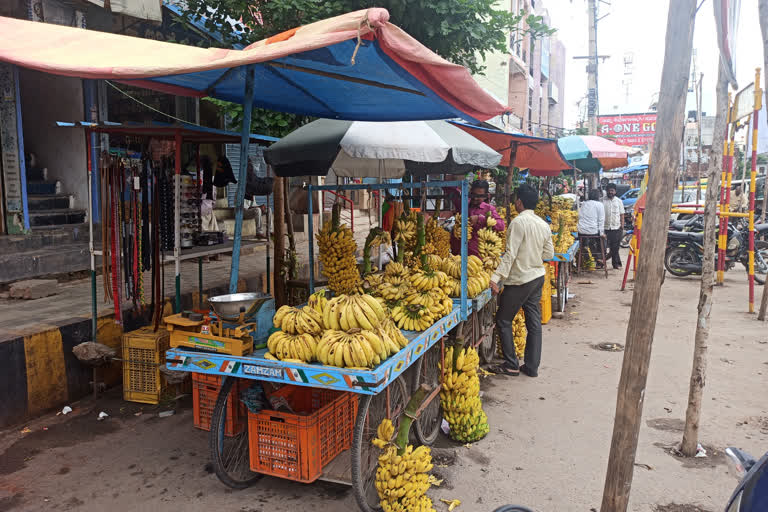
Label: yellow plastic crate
xmin=122 ymin=327 xmax=171 ymax=404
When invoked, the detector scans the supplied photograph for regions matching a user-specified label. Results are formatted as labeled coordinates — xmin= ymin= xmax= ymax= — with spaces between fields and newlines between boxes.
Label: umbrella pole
xmin=229 ymin=64 xmax=256 ymax=294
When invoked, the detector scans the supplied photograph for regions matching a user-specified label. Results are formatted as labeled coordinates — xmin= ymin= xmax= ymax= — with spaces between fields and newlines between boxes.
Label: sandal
xmin=489 ymin=364 xmax=519 ymax=376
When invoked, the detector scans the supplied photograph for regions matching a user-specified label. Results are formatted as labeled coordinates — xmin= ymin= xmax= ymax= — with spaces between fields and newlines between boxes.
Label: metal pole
xmin=266 ymin=191 xmax=271 ymax=294
xmin=229 ymin=65 xmax=256 ymax=294
xmin=460 ymin=179 xmax=468 ymax=320
xmin=308 ymin=183 xmax=315 ymax=294
xmin=174 ymin=130 xmax=182 ymax=313
xmin=717 ymin=95 xmax=734 ymax=284
xmin=198 ymin=257 xmax=203 ymax=309
xmin=86 ymin=128 xmax=97 ymax=341
xmin=696 ymin=73 xmax=703 ymax=205
xmin=749 ymin=68 xmax=762 ymax=313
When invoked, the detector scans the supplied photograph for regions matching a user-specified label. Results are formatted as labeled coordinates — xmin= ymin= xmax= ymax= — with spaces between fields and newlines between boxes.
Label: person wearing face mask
xmin=449 ymin=180 xmax=505 ymax=257
xmin=601 ymin=183 xmax=625 ymax=269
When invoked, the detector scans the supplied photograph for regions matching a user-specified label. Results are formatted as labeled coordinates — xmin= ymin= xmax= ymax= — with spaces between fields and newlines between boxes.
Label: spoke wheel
xmin=556 ymin=262 xmax=567 ymax=313
xmin=478 ymin=297 xmax=497 ymax=364
xmin=209 ymin=377 xmax=262 ymax=489
xmin=351 ymin=376 xmax=408 ymax=512
xmin=753 ymin=241 xmax=768 ymax=284
xmin=413 ymin=343 xmax=443 ymax=445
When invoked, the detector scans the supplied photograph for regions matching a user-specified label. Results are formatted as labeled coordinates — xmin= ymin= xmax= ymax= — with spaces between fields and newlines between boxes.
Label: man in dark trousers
xmin=601 ymin=183 xmax=625 ymax=269
xmin=489 ymin=184 xmax=554 ymax=377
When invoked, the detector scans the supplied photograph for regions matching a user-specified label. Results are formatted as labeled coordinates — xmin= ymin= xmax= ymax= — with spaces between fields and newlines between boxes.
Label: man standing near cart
xmin=449 ymin=180 xmax=505 ymax=257
xmin=489 ymin=184 xmax=554 ymax=377
xmin=601 ymin=183 xmax=625 ymax=269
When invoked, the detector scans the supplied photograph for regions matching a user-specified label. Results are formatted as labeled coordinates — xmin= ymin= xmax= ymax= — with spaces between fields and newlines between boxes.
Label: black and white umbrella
xmin=264 ymin=118 xmax=501 ymax=177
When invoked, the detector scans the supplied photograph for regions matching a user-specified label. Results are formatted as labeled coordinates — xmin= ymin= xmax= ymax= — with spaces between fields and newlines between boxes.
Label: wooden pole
xmin=680 ymin=63 xmax=729 ymax=456
xmin=757 ymin=0 xmax=768 ymax=320
xmin=283 ymin=178 xmax=297 ymax=281
xmin=273 ymin=175 xmax=286 ymax=307
xmin=600 ymin=2 xmax=697 ymax=510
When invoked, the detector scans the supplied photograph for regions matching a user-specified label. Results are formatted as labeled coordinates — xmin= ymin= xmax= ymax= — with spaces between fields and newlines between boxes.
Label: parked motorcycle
xmin=725 ymin=447 xmax=768 ymax=511
xmin=664 ymin=217 xmax=768 ymax=283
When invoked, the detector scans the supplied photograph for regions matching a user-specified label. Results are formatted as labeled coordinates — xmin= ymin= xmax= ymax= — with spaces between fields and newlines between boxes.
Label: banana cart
xmin=166 ymin=180 xmax=482 ymax=512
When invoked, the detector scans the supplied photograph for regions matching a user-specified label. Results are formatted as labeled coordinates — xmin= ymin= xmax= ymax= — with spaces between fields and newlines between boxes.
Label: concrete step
xmin=27 ymin=194 xmax=73 ymax=211
xmin=0 ymin=224 xmax=91 ymax=252
xmin=29 ymin=208 xmax=86 ymax=227
xmin=27 ymin=180 xmax=62 ymax=196
xmin=0 ymin=242 xmax=92 ymax=284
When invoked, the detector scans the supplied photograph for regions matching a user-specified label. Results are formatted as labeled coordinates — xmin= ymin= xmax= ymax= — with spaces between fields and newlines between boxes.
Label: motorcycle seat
xmin=755 ymin=223 xmax=768 ymax=233
xmin=668 ymin=230 xmax=704 ymax=242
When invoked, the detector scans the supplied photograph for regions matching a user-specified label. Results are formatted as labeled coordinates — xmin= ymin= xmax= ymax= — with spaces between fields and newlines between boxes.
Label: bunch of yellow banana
xmin=409 ymin=268 xmax=447 ymax=291
xmin=452 ymin=213 xmax=472 ymax=241
xmin=425 ymin=216 xmax=451 ymax=258
xmin=377 ymin=281 xmax=412 ymax=301
xmin=467 ymin=271 xmax=491 ymax=298
xmin=513 ymin=310 xmax=527 ymax=359
xmin=373 ymin=419 xmax=436 ymax=512
xmin=272 ymin=305 xmax=325 ymax=334
xmin=477 ymin=227 xmax=503 ymax=272
xmin=467 ymin=255 xmax=485 ymax=276
xmin=582 ymin=247 xmax=596 ymax=270
xmin=306 ymin=290 xmax=328 ymax=317
xmin=553 ymin=231 xmax=575 ymax=254
xmin=378 ymin=316 xmax=410 ymax=349
xmin=442 ymin=277 xmax=461 ymax=297
xmin=317 ymin=220 xmax=361 ymax=295
xmin=393 ymin=214 xmax=417 ymax=250
xmin=317 ymin=328 xmax=398 ymax=368
xmin=550 ymin=209 xmax=578 ymax=234
xmin=425 ymin=254 xmax=443 ymax=272
xmin=390 ymin=303 xmax=436 ymax=331
xmin=266 ymin=331 xmax=318 ymax=362
xmin=441 ymin=255 xmax=462 ymax=279
xmin=440 ymin=346 xmax=489 ymax=442
xmin=356 ymin=273 xmax=384 ymax=295
xmin=404 ymin=288 xmax=452 ymax=318
xmin=383 ymin=261 xmax=410 ymax=285
xmin=323 ymin=294 xmax=387 ymax=331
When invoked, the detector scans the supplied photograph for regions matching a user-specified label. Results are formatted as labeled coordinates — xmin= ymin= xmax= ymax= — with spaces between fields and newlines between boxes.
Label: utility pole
xmin=587 ymin=0 xmax=598 ymax=135
xmin=696 ymin=72 xmax=703 ymax=204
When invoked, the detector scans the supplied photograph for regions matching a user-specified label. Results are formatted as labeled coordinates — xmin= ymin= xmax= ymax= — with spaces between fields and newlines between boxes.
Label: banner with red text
xmin=598 ymin=113 xmax=657 ymax=146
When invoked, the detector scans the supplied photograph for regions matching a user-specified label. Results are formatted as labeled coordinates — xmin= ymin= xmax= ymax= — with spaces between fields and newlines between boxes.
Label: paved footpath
xmin=1 ymin=262 xmax=766 ymax=512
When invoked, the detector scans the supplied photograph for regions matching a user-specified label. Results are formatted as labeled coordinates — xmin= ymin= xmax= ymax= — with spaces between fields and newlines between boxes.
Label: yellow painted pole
xmin=717 ymin=94 xmax=734 ymax=284
xmin=748 ymin=68 xmax=761 ymax=312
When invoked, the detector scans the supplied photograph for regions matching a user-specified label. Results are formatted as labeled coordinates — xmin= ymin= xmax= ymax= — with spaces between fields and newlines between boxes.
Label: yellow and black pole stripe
xmin=749 ymin=68 xmax=762 ymax=312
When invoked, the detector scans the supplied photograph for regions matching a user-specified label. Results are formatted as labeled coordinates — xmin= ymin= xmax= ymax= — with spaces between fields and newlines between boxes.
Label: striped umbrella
xmin=557 ymin=135 xmax=629 ymax=173
xmin=264 ymin=118 xmax=501 ymax=177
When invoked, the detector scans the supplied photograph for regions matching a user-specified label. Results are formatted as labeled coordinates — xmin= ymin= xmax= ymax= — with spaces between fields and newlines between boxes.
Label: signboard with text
xmin=598 ymin=113 xmax=657 ymax=146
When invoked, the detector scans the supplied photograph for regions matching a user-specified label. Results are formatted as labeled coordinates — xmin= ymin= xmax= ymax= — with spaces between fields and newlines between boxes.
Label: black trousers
xmin=495 ymin=276 xmax=544 ymax=372
xmin=605 ymin=229 xmax=622 ymax=267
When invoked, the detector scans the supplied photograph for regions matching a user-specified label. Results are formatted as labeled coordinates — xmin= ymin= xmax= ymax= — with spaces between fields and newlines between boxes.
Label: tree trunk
xmin=273 ymin=176 xmax=286 ymax=307
xmin=600 ymin=2 xmax=697 ymax=511
xmin=283 ymin=179 xmax=298 ymax=281
xmin=680 ymin=64 xmax=729 ymax=456
xmin=758 ymin=0 xmax=768 ymax=319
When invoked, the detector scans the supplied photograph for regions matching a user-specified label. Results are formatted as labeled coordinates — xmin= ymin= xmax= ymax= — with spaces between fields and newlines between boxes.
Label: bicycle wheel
xmin=556 ymin=262 xmax=567 ymax=313
xmin=351 ymin=376 xmax=408 ymax=512
xmin=413 ymin=342 xmax=443 ymax=446
xmin=477 ymin=297 xmax=497 ymax=365
xmin=209 ymin=377 xmax=262 ymax=489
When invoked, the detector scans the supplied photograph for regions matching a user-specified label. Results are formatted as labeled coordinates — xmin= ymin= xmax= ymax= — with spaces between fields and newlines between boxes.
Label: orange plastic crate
xmin=247 ymin=386 xmax=358 ymax=483
xmin=192 ymin=374 xmax=247 ymax=437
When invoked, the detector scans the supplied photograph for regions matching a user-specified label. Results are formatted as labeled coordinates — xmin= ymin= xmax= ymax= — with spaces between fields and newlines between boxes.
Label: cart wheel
xmin=556 ymin=262 xmax=567 ymax=313
xmin=351 ymin=376 xmax=408 ymax=512
xmin=413 ymin=343 xmax=442 ymax=446
xmin=209 ymin=377 xmax=262 ymax=489
xmin=478 ymin=297 xmax=497 ymax=365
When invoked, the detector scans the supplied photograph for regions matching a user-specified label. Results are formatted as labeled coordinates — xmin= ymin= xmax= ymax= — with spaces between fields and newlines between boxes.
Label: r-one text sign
xmin=598 ymin=113 xmax=656 ymax=146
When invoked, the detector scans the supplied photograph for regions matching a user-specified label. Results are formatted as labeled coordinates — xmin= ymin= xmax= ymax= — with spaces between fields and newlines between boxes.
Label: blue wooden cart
xmin=166 ymin=180 xmax=486 ymax=512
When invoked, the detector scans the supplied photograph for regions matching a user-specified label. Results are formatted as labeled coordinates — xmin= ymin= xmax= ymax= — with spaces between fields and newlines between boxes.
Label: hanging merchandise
xmin=158 ymin=158 xmax=175 ymax=252
xmin=180 ymin=168 xmax=200 ymax=248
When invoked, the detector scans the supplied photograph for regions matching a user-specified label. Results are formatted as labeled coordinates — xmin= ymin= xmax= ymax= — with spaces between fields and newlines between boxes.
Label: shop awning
xmin=0 ymin=9 xmax=508 ymax=123
xmin=450 ymin=122 xmax=572 ymax=176
xmin=55 ymin=120 xmax=279 ymax=144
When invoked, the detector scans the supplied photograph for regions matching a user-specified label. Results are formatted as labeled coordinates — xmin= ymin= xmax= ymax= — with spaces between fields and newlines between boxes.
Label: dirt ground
xmin=1 ymin=262 xmax=767 ymax=512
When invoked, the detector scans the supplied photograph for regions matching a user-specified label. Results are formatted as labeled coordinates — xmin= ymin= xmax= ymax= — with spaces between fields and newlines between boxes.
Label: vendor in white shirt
xmin=577 ymin=189 xmax=606 ymax=267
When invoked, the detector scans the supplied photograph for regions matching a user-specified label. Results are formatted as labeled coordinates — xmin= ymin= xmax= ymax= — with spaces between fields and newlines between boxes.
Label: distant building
xmin=472 ymin=0 xmax=566 ymax=137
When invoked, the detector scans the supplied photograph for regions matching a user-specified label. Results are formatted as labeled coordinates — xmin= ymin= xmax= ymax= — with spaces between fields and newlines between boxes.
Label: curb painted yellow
xmin=23 ymin=329 xmax=67 ymax=415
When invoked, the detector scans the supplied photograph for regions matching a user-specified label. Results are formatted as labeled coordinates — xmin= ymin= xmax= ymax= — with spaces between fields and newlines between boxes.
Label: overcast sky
xmin=543 ymin=0 xmax=762 ymax=128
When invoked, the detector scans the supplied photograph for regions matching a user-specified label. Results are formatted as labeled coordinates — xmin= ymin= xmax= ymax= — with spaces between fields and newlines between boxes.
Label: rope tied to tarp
xmin=351 ymin=12 xmax=374 ymax=65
